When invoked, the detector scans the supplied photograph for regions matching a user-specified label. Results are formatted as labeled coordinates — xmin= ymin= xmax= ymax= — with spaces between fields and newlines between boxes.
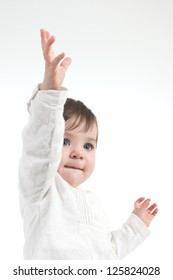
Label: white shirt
xmin=18 ymin=87 xmax=150 ymax=260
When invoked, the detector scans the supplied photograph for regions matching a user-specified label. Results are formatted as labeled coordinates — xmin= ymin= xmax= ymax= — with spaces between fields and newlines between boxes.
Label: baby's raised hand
xmin=133 ymin=197 xmax=158 ymax=227
xmin=40 ymin=28 xmax=72 ymax=90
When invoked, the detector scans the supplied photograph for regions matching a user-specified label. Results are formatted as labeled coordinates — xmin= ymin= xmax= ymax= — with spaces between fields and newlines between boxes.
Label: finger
xmin=45 ymin=30 xmax=51 ymax=40
xmin=40 ymin=28 xmax=51 ymax=39
xmin=135 ymin=198 xmax=151 ymax=210
xmin=40 ymin=28 xmax=46 ymax=37
xmin=148 ymin=207 xmax=158 ymax=217
xmin=52 ymin=52 xmax=66 ymax=66
xmin=43 ymin=36 xmax=56 ymax=61
xmin=40 ymin=29 xmax=54 ymax=48
xmin=136 ymin=197 xmax=145 ymax=204
xmin=151 ymin=208 xmax=159 ymax=217
xmin=148 ymin=203 xmax=157 ymax=211
xmin=40 ymin=29 xmax=51 ymax=53
xmin=140 ymin=198 xmax=151 ymax=209
xmin=40 ymin=28 xmax=47 ymax=45
xmin=60 ymin=57 xmax=72 ymax=71
xmin=45 ymin=35 xmax=56 ymax=52
xmin=147 ymin=203 xmax=158 ymax=214
xmin=134 ymin=197 xmax=145 ymax=208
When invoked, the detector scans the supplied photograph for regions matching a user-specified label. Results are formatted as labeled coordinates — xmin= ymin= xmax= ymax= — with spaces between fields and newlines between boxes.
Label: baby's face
xmin=57 ymin=117 xmax=97 ymax=187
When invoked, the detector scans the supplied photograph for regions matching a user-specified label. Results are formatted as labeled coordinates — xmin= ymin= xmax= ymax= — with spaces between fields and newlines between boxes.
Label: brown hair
xmin=63 ymin=98 xmax=98 ymax=142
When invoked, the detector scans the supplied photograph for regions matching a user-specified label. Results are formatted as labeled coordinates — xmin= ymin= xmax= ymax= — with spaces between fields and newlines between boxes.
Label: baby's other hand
xmin=133 ymin=197 xmax=158 ymax=227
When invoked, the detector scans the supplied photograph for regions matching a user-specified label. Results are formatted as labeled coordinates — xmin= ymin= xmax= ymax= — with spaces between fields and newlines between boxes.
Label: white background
xmin=0 ymin=0 xmax=173 ymax=278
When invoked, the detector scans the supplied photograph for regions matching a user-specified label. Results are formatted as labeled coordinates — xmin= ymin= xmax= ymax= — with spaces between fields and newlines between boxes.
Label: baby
xmin=18 ymin=29 xmax=158 ymax=259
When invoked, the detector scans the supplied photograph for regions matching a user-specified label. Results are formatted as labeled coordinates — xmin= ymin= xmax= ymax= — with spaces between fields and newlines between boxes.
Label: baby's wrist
xmin=39 ymin=80 xmax=62 ymax=91
xmin=38 ymin=83 xmax=67 ymax=92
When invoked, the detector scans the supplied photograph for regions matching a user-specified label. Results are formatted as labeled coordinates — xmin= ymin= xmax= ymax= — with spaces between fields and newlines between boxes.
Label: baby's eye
xmin=63 ymin=138 xmax=70 ymax=146
xmin=83 ymin=143 xmax=94 ymax=151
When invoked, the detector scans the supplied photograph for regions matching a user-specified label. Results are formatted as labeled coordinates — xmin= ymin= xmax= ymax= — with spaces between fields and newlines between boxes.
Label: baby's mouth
xmin=64 ymin=165 xmax=83 ymax=171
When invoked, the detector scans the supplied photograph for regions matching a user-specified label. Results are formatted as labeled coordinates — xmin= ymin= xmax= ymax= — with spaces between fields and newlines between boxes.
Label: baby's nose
xmin=70 ymin=149 xmax=83 ymax=159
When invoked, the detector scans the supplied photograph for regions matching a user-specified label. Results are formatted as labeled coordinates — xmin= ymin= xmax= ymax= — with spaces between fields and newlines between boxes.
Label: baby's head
xmin=57 ymin=98 xmax=98 ymax=187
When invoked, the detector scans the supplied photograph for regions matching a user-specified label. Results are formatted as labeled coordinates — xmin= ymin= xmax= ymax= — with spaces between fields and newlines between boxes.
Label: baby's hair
xmin=63 ymin=98 xmax=98 ymax=143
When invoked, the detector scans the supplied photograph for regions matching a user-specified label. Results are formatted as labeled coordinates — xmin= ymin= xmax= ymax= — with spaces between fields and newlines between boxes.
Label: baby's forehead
xmin=65 ymin=119 xmax=97 ymax=140
xmin=65 ymin=122 xmax=97 ymax=135
xmin=65 ymin=116 xmax=96 ymax=131
xmin=65 ymin=115 xmax=98 ymax=144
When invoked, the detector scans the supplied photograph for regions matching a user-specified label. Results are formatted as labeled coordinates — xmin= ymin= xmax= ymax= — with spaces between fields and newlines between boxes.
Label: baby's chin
xmin=65 ymin=178 xmax=82 ymax=188
xmin=58 ymin=172 xmax=83 ymax=188
xmin=66 ymin=173 xmax=85 ymax=187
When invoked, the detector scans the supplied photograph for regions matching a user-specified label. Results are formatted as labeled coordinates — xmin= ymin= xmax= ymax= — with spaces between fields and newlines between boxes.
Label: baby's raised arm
xmin=18 ymin=29 xmax=71 ymax=202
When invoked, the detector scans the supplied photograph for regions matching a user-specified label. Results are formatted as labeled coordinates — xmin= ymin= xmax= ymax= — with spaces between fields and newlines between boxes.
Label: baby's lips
xmin=65 ymin=165 xmax=83 ymax=170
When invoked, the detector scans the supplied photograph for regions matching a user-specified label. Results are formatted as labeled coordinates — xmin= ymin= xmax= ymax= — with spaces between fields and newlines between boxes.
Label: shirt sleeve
xmin=110 ymin=213 xmax=150 ymax=259
xmin=18 ymin=86 xmax=68 ymax=202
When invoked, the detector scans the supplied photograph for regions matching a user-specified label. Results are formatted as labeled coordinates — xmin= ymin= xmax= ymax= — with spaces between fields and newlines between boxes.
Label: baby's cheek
xmin=87 ymin=161 xmax=95 ymax=175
